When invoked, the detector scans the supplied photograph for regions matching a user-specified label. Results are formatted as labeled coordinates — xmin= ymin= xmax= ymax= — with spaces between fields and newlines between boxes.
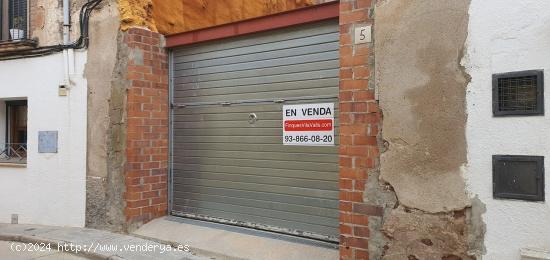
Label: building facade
xmin=0 ymin=0 xmax=94 ymax=227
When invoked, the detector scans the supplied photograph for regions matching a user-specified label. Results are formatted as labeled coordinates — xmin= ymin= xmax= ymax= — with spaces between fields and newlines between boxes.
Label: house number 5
xmin=354 ymin=25 xmax=372 ymax=44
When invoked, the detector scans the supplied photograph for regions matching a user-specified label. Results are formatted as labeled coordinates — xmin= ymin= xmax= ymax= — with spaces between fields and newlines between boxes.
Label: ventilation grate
xmin=498 ymin=76 xmax=538 ymax=111
xmin=493 ymin=70 xmax=544 ymax=116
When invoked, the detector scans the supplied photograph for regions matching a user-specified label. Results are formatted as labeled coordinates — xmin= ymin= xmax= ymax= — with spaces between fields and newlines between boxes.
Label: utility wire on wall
xmin=0 ymin=0 xmax=103 ymax=60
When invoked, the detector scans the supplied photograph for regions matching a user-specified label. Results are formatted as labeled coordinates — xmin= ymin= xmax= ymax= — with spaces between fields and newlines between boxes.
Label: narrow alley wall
xmin=374 ymin=0 xmax=485 ymax=258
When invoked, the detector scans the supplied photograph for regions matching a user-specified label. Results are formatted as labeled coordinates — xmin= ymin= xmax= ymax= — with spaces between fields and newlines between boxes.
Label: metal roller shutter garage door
xmin=170 ymin=20 xmax=339 ymax=242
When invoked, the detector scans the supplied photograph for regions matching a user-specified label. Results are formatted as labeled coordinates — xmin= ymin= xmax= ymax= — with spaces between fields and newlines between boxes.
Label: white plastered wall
xmin=0 ymin=52 xmax=87 ymax=227
xmin=464 ymin=1 xmax=550 ymax=259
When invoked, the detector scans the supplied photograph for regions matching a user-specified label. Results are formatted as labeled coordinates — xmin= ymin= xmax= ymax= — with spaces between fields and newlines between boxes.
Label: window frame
xmin=492 ymin=70 xmax=545 ymax=117
xmin=493 ymin=155 xmax=545 ymax=202
xmin=0 ymin=0 xmax=8 ymax=40
xmin=5 ymin=100 xmax=27 ymax=144
xmin=0 ymin=100 xmax=28 ymax=165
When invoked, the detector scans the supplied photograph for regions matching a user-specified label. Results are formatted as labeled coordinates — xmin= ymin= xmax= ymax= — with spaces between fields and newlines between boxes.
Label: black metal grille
xmin=493 ymin=70 xmax=544 ymax=116
xmin=498 ymin=76 xmax=538 ymax=112
xmin=8 ymin=0 xmax=27 ymax=39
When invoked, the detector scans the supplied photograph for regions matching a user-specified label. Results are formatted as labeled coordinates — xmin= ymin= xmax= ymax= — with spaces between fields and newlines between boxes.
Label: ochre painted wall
xmin=119 ymin=0 xmax=156 ymax=32
xmin=119 ymin=0 xmax=319 ymax=34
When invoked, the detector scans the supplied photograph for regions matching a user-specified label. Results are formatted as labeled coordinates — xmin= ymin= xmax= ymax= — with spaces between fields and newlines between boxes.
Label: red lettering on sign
xmin=284 ymin=119 xmax=333 ymax=131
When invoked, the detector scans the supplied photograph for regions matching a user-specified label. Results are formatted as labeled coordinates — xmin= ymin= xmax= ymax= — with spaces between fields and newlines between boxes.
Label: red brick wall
xmin=124 ymin=28 xmax=169 ymax=228
xmin=339 ymin=1 xmax=379 ymax=259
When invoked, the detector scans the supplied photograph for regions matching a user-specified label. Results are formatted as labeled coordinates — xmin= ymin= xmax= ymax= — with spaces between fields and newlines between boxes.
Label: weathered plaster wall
xmin=29 ymin=0 xmax=62 ymax=45
xmin=376 ymin=0 xmax=470 ymax=213
xmin=118 ymin=0 xmax=325 ymax=34
xmin=464 ymin=0 xmax=550 ymax=259
xmin=84 ymin=0 xmax=127 ymax=232
xmin=375 ymin=0 xmax=483 ymax=258
xmin=0 ymin=52 xmax=88 ymax=227
xmin=29 ymin=0 xmax=88 ymax=46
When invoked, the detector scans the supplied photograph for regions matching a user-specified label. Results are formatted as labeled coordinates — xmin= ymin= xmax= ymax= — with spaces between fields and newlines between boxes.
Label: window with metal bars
xmin=493 ymin=70 xmax=544 ymax=116
xmin=0 ymin=0 xmax=28 ymax=41
xmin=0 ymin=100 xmax=27 ymax=165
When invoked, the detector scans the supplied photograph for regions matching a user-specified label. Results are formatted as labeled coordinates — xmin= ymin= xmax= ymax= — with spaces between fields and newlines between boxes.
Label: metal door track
xmin=171 ymin=211 xmax=340 ymax=244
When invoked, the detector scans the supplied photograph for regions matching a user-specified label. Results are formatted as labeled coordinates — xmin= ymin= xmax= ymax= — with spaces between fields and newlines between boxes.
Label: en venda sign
xmin=283 ymin=103 xmax=335 ymax=146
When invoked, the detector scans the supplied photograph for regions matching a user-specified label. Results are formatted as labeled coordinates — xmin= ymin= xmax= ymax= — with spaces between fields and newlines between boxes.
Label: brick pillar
xmin=124 ymin=28 xmax=169 ymax=229
xmin=339 ymin=1 xmax=379 ymax=259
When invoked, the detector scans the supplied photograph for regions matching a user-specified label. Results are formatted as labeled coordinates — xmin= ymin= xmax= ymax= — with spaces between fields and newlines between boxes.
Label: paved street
xmin=0 ymin=223 xmax=208 ymax=260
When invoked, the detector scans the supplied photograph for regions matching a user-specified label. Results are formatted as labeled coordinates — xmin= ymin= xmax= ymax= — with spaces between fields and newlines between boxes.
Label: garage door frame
xmin=167 ymin=2 xmax=341 ymax=243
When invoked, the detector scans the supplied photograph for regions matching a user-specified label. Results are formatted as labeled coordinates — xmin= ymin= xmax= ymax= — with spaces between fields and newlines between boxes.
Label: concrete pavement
xmin=0 ymin=219 xmax=339 ymax=260
xmin=0 ymin=223 xmax=209 ymax=260
xmin=133 ymin=216 xmax=338 ymax=260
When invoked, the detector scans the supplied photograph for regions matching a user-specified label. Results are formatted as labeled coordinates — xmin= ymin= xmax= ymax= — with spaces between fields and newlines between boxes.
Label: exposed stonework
xmin=382 ymin=207 xmax=472 ymax=260
xmin=364 ymin=169 xmax=397 ymax=260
